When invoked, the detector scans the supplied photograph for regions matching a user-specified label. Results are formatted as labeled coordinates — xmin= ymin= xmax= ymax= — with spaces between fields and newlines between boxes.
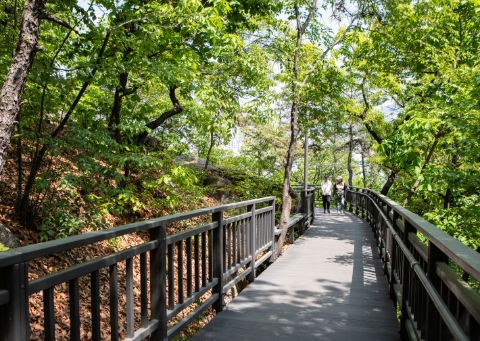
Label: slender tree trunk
xmin=276 ymin=1 xmax=317 ymax=253
xmin=332 ymin=133 xmax=337 ymax=179
xmin=403 ymin=137 xmax=439 ymax=207
xmin=18 ymin=31 xmax=111 ymax=218
xmin=347 ymin=124 xmax=354 ymax=187
xmin=361 ymin=145 xmax=367 ymax=188
xmin=380 ymin=170 xmax=397 ymax=196
xmin=108 ymin=72 xmax=128 ymax=145
xmin=444 ymin=149 xmax=459 ymax=209
xmin=0 ymin=0 xmax=46 ymax=179
xmin=205 ymin=129 xmax=215 ymax=171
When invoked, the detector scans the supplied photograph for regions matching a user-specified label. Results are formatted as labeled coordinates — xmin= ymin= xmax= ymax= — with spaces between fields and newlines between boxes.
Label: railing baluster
xmin=194 ymin=234 xmax=200 ymax=292
xmin=212 ymin=210 xmax=224 ymax=312
xmin=69 ymin=278 xmax=80 ymax=341
xmin=426 ymin=243 xmax=449 ymax=340
xmin=187 ymin=237 xmax=192 ymax=298
xmin=43 ymin=287 xmax=55 ymax=341
xmin=140 ymin=253 xmax=148 ymax=328
xmin=2 ymin=263 xmax=29 ymax=341
xmin=126 ymin=257 xmax=134 ymax=339
xmin=201 ymin=231 xmax=207 ymax=287
xmin=233 ymin=222 xmax=237 ymax=267
xmin=91 ymin=270 xmax=100 ymax=341
xmin=168 ymin=243 xmax=174 ymax=309
xmin=109 ymin=264 xmax=119 ymax=341
xmin=248 ymin=204 xmax=256 ymax=282
xmin=150 ymin=223 xmax=167 ymax=341
xmin=177 ymin=240 xmax=184 ymax=304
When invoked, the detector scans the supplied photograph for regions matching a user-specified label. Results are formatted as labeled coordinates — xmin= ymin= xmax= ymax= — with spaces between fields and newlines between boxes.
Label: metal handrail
xmin=346 ymin=187 xmax=480 ymax=341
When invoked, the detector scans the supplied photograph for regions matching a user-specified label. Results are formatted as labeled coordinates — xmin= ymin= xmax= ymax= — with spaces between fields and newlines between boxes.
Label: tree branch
xmin=302 ymin=17 xmax=356 ymax=85
xmin=41 ymin=13 xmax=79 ymax=34
xmin=137 ymin=85 xmax=183 ymax=143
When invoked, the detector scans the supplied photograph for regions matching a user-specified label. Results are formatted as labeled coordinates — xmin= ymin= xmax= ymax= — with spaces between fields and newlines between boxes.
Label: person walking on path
xmin=321 ymin=175 xmax=332 ymax=213
xmin=333 ymin=176 xmax=347 ymax=214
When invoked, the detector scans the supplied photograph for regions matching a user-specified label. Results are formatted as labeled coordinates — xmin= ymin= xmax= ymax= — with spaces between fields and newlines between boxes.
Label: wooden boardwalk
xmin=191 ymin=208 xmax=401 ymax=341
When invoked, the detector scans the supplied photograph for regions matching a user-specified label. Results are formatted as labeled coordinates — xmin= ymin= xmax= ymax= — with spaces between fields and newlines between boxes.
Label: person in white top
xmin=321 ymin=175 xmax=332 ymax=213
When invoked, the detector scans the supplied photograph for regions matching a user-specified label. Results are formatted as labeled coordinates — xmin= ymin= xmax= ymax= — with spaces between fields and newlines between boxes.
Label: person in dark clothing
xmin=333 ymin=176 xmax=347 ymax=214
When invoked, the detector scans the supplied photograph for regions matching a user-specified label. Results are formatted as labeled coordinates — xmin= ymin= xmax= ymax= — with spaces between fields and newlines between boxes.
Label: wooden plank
xmin=192 ymin=209 xmax=401 ymax=341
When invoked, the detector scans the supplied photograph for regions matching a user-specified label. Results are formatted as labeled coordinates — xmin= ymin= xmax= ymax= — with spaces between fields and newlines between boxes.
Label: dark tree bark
xmin=347 ymin=124 xmax=354 ymax=187
xmin=0 ymin=0 xmax=47 ymax=179
xmin=137 ymin=85 xmax=183 ymax=144
xmin=361 ymin=144 xmax=367 ymax=188
xmin=205 ymin=129 xmax=215 ymax=171
xmin=276 ymin=0 xmax=317 ymax=253
xmin=108 ymin=71 xmax=129 ymax=145
xmin=380 ymin=170 xmax=397 ymax=196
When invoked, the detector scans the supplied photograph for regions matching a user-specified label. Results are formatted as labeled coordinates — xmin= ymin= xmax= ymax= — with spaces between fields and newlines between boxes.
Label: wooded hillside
xmin=1 ymin=0 xmax=479 ymax=251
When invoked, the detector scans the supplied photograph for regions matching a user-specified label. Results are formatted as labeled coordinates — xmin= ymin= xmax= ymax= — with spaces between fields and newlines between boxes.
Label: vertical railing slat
xmin=194 ymin=234 xmax=200 ymax=292
xmin=43 ymin=287 xmax=55 ymax=341
xmin=168 ymin=243 xmax=174 ymax=309
xmin=212 ymin=211 xmax=224 ymax=312
xmin=126 ymin=257 xmax=134 ymax=339
xmin=187 ymin=237 xmax=192 ymax=297
xmin=109 ymin=264 xmax=119 ymax=341
xmin=91 ymin=270 xmax=101 ymax=341
xmin=140 ymin=253 xmax=148 ymax=328
xmin=150 ymin=224 xmax=167 ymax=341
xmin=69 ymin=278 xmax=80 ymax=341
xmin=177 ymin=240 xmax=184 ymax=304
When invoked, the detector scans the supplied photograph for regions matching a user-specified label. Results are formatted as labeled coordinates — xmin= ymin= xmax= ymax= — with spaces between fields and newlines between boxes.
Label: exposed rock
xmin=203 ymin=174 xmax=231 ymax=188
xmin=0 ymin=224 xmax=21 ymax=249
xmin=203 ymin=173 xmax=241 ymax=204
xmin=174 ymin=156 xmax=217 ymax=171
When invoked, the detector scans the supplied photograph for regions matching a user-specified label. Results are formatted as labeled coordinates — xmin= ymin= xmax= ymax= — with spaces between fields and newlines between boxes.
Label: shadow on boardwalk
xmin=191 ymin=208 xmax=401 ymax=341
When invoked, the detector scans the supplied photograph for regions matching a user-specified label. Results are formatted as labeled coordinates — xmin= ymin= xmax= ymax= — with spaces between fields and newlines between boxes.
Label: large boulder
xmin=0 ymin=224 xmax=21 ymax=249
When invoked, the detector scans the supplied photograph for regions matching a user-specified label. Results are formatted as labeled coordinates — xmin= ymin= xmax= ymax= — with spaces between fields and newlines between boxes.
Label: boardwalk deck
xmin=191 ymin=208 xmax=401 ymax=341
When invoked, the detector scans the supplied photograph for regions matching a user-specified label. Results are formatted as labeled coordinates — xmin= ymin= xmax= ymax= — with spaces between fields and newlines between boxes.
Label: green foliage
xmin=0 ymin=243 xmax=9 ymax=252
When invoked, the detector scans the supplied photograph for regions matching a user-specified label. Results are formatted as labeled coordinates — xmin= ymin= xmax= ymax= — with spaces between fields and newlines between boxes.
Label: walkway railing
xmin=0 ymin=189 xmax=315 ymax=341
xmin=346 ymin=187 xmax=480 ymax=341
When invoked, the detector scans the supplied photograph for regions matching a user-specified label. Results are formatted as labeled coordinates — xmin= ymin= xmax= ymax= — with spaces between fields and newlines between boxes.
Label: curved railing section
xmin=346 ymin=187 xmax=480 ymax=341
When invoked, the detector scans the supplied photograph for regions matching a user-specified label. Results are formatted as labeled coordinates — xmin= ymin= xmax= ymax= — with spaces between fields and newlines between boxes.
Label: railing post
xmin=150 ymin=224 xmax=167 ymax=341
xmin=310 ymin=189 xmax=315 ymax=223
xmin=269 ymin=199 xmax=276 ymax=262
xmin=301 ymin=190 xmax=307 ymax=234
xmin=426 ymin=242 xmax=448 ymax=340
xmin=247 ymin=204 xmax=256 ymax=282
xmin=399 ymin=219 xmax=416 ymax=340
xmin=0 ymin=262 xmax=29 ymax=341
xmin=212 ymin=210 xmax=225 ymax=312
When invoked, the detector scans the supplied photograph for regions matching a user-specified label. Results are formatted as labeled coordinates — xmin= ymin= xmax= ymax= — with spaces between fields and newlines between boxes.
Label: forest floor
xmin=0 ymin=152 xmax=289 ymax=340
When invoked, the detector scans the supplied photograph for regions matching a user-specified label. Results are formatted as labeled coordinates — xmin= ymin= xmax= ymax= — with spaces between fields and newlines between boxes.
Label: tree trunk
xmin=17 ymin=31 xmax=111 ymax=218
xmin=444 ymin=147 xmax=460 ymax=209
xmin=380 ymin=170 xmax=397 ymax=196
xmin=137 ymin=85 xmax=183 ymax=144
xmin=332 ymin=133 xmax=337 ymax=179
xmin=205 ymin=129 xmax=215 ymax=171
xmin=347 ymin=124 xmax=354 ymax=187
xmin=0 ymin=0 xmax=46 ymax=179
xmin=276 ymin=1 xmax=316 ymax=253
xmin=361 ymin=144 xmax=367 ymax=188
xmin=108 ymin=71 xmax=129 ymax=145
